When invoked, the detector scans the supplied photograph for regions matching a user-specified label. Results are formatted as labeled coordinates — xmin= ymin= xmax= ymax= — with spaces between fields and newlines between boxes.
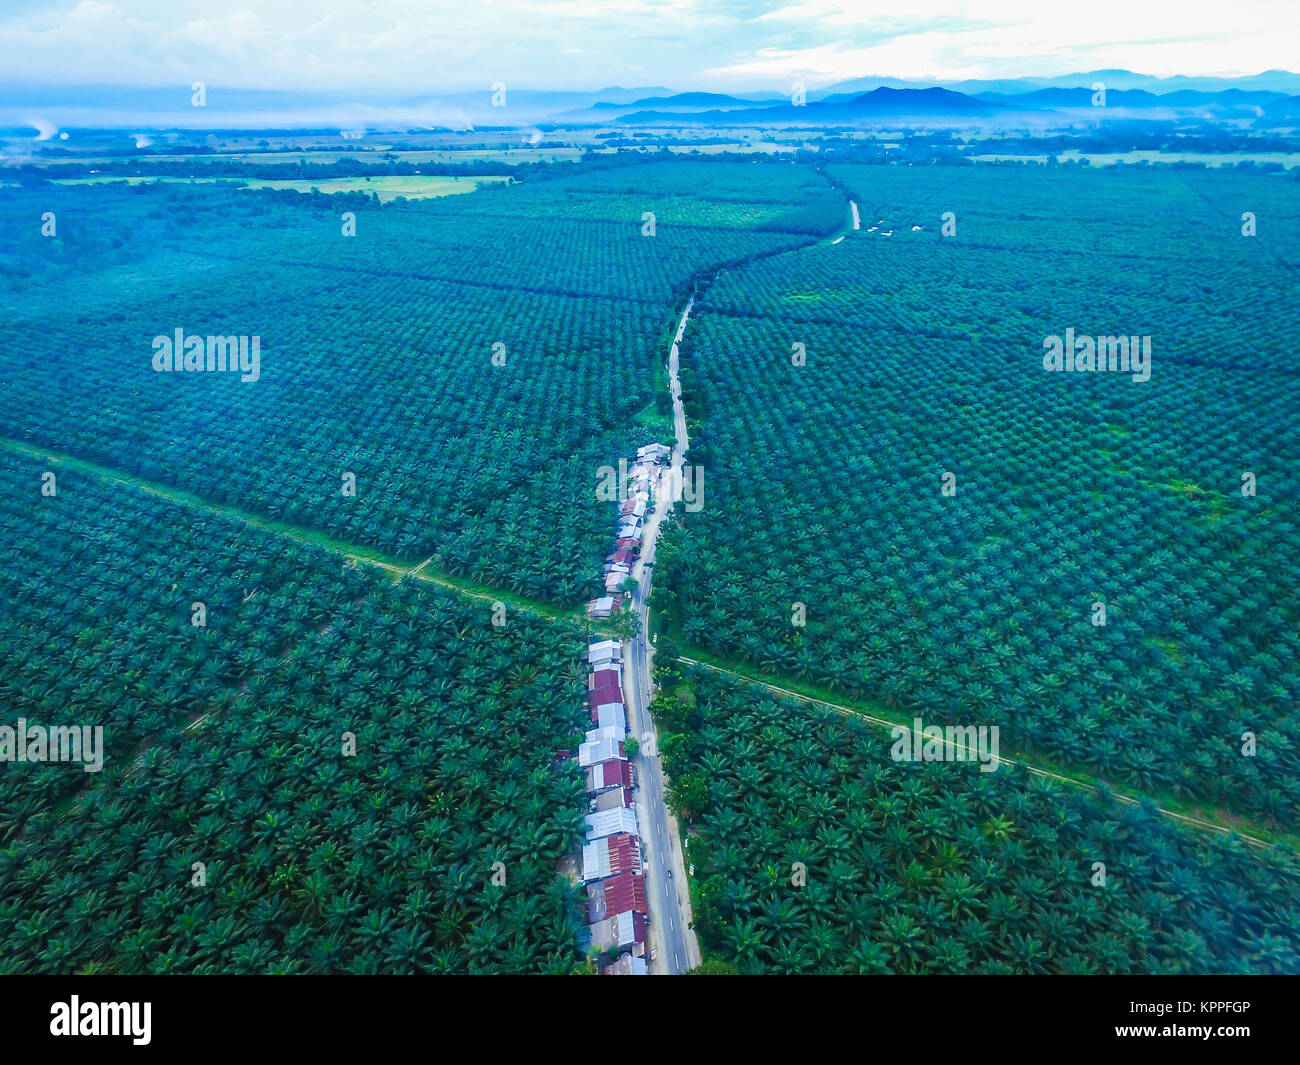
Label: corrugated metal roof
xmin=578 ymin=736 xmax=622 ymax=766
xmin=589 ymin=688 xmax=623 ymax=711
xmin=585 ymin=807 xmax=639 ymax=841
xmin=582 ymin=838 xmax=611 ymax=881
xmin=594 ymin=703 xmax=624 ymax=730
xmin=586 ymin=758 xmax=632 ymax=792
xmin=599 ymin=871 xmax=648 ymax=916
xmin=608 ymin=833 xmax=642 ymax=875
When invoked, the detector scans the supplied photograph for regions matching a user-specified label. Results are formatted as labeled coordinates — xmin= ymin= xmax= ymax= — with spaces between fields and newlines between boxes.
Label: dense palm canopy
xmin=660 ymin=662 xmax=1300 ymax=974
xmin=4 ymin=154 xmax=1298 ymax=976
xmin=0 ymin=162 xmax=842 ymax=606
xmin=0 ymin=454 xmax=591 ymax=973
xmin=657 ymin=164 xmax=1300 ymax=826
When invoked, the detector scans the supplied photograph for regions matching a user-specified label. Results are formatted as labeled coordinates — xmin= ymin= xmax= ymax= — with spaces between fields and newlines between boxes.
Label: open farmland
xmin=25 ymin=148 xmax=584 ymax=167
xmin=655 ymin=163 xmax=1300 ymax=828
xmin=51 ymin=174 xmax=513 ymax=201
xmin=0 ymin=447 xmax=591 ymax=974
xmin=657 ymin=662 xmax=1300 ymax=974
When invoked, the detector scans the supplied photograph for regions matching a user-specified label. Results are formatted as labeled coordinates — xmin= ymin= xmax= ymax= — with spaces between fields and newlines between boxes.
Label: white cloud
xmin=718 ymin=0 xmax=1300 ymax=83
xmin=0 ymin=0 xmax=1293 ymax=95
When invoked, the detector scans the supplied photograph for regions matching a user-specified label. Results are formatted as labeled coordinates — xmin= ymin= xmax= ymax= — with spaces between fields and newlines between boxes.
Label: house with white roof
xmin=585 ymin=807 xmax=640 ymax=841
xmin=578 ymin=729 xmax=623 ymax=766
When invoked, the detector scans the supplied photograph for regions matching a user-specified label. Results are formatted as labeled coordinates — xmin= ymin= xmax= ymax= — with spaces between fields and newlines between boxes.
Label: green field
xmin=969 ymin=150 xmax=1300 ymax=167
xmin=25 ymin=146 xmax=584 ymax=167
xmin=51 ymin=174 xmax=513 ymax=201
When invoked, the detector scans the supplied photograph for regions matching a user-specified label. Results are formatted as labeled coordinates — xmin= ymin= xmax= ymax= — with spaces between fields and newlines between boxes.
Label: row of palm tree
xmin=658 ymin=662 xmax=1300 ymax=974
xmin=2 ymin=158 xmax=848 ymax=608
xmin=0 ymin=457 xmax=596 ymax=972
xmin=656 ymin=191 xmax=1300 ymax=825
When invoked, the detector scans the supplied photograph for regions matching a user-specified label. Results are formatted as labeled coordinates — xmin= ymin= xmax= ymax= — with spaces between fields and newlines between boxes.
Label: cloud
xmin=0 ymin=0 xmax=1294 ymax=97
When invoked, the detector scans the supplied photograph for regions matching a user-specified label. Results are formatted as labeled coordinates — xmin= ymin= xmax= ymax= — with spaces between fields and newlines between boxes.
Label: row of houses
xmin=578 ymin=637 xmax=647 ymax=973
xmin=578 ymin=444 xmax=674 ymax=973
xmin=588 ymin=443 xmax=673 ymax=619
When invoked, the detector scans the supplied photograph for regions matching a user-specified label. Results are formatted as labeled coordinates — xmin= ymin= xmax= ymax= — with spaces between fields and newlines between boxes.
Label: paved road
xmin=624 ymin=297 xmax=701 ymax=975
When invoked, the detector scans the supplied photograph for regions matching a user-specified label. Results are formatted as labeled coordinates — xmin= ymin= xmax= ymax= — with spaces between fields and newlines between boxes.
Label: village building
xmin=592 ymin=702 xmax=624 ymax=730
xmin=602 ymin=954 xmax=648 ymax=976
xmin=586 ymin=758 xmax=633 ymax=793
xmin=589 ymin=681 xmax=622 ymax=708
xmin=588 ymin=668 xmax=620 ymax=690
xmin=606 ymin=547 xmax=636 ymax=569
xmin=587 ymin=870 xmax=647 ymax=923
xmin=578 ymin=729 xmax=623 ymax=766
xmin=581 ymin=832 xmax=641 ymax=881
xmin=590 ymin=786 xmax=633 ymax=812
xmin=586 ymin=911 xmax=647 ymax=955
xmin=585 ymin=806 xmax=639 ymax=842
xmin=588 ymin=647 xmax=620 ymax=669
xmin=586 ymin=596 xmax=618 ymax=619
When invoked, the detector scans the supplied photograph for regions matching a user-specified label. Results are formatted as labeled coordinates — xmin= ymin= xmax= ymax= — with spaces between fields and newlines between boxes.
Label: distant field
xmin=591 ymin=141 xmax=801 ymax=156
xmin=355 ymin=147 xmax=581 ymax=164
xmin=50 ymin=174 xmax=513 ymax=201
xmin=969 ymin=150 xmax=1300 ymax=168
xmin=29 ymin=147 xmax=582 ymax=167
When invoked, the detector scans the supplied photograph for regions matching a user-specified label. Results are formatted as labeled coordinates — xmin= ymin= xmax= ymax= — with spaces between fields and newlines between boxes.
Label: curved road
xmin=624 ymin=297 xmax=700 ymax=975
xmin=624 ymin=204 xmax=856 ymax=972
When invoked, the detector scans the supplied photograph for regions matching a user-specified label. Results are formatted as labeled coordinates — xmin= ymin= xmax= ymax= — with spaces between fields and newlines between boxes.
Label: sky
xmin=0 ymin=0 xmax=1296 ymax=95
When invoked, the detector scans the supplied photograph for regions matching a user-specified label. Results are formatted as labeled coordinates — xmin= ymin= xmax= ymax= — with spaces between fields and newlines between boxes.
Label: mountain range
xmin=2 ymin=70 xmax=1298 ymax=130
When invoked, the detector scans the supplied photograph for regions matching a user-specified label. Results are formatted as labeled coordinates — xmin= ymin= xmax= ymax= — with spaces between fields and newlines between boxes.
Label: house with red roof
xmin=586 ymin=758 xmax=634 ymax=793
xmin=581 ymin=832 xmax=641 ymax=881
xmin=588 ymin=669 xmax=620 ymax=691
xmin=587 ymin=870 xmax=648 ymax=924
